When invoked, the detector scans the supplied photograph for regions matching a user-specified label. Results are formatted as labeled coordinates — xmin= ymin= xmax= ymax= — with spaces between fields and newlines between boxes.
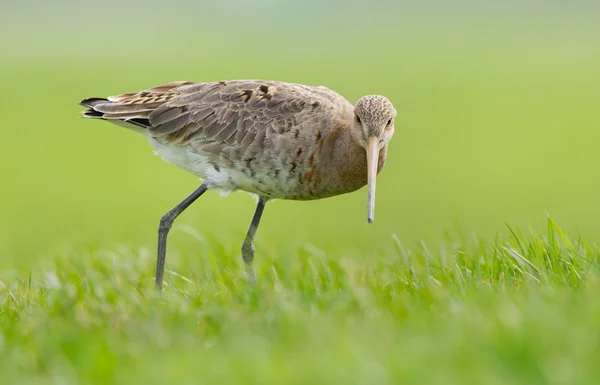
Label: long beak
xmin=367 ymin=136 xmax=380 ymax=224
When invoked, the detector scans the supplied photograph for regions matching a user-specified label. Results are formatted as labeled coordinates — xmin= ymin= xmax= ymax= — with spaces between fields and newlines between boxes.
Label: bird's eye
xmin=386 ymin=119 xmax=393 ymax=127
xmin=356 ymin=115 xmax=361 ymax=124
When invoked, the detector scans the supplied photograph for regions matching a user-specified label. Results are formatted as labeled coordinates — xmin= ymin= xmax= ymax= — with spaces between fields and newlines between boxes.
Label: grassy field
xmin=2 ymin=218 xmax=600 ymax=384
xmin=1 ymin=2 xmax=600 ymax=384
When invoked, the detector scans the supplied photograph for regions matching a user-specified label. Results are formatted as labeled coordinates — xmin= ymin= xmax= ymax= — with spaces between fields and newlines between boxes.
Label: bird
xmin=79 ymin=80 xmax=397 ymax=290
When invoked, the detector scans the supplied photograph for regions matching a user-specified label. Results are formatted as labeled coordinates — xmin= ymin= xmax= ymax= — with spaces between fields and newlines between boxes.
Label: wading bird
xmin=80 ymin=80 xmax=396 ymax=290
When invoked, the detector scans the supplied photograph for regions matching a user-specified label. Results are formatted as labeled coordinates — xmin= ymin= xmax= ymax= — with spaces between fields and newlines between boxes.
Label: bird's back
xmin=81 ymin=80 xmax=365 ymax=199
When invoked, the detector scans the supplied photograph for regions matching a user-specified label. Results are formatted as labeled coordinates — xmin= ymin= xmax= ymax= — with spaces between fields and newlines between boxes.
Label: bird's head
xmin=352 ymin=95 xmax=397 ymax=224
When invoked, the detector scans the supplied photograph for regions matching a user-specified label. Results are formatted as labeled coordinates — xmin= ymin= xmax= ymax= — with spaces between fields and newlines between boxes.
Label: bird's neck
xmin=326 ymin=128 xmax=387 ymax=194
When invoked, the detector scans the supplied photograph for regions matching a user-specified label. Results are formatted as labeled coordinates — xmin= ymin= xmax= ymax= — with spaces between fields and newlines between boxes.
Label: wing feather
xmin=79 ymin=80 xmax=353 ymax=153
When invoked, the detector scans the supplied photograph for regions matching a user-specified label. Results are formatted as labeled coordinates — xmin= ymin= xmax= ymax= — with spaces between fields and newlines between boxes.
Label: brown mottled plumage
xmin=79 ymin=80 xmax=397 ymax=290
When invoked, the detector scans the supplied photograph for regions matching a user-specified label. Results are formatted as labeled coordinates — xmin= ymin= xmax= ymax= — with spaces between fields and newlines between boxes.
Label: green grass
xmin=2 ymin=218 xmax=599 ymax=384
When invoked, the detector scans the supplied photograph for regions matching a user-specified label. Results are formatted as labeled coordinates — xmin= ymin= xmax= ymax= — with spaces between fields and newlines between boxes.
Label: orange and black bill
xmin=366 ymin=136 xmax=379 ymax=223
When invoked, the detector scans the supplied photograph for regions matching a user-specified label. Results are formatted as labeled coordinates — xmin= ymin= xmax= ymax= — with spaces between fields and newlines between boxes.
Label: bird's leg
xmin=156 ymin=183 xmax=208 ymax=291
xmin=241 ymin=197 xmax=267 ymax=284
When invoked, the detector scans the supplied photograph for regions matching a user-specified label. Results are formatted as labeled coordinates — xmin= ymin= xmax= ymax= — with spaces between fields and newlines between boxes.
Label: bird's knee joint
xmin=159 ymin=214 xmax=174 ymax=232
xmin=241 ymin=241 xmax=255 ymax=262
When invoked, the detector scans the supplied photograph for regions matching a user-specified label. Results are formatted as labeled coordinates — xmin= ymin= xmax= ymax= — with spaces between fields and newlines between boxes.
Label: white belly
xmin=147 ymin=136 xmax=291 ymax=198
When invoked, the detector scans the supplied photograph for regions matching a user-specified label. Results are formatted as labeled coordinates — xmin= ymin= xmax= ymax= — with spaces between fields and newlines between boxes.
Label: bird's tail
xmin=78 ymin=81 xmax=195 ymax=131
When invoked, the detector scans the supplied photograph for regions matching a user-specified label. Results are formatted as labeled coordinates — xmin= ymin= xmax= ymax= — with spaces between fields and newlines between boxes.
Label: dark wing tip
xmin=79 ymin=97 xmax=108 ymax=108
xmin=82 ymin=109 xmax=104 ymax=118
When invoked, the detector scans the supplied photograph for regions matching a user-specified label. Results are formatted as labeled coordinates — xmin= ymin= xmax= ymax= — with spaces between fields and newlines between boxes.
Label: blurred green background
xmin=1 ymin=1 xmax=599 ymax=270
